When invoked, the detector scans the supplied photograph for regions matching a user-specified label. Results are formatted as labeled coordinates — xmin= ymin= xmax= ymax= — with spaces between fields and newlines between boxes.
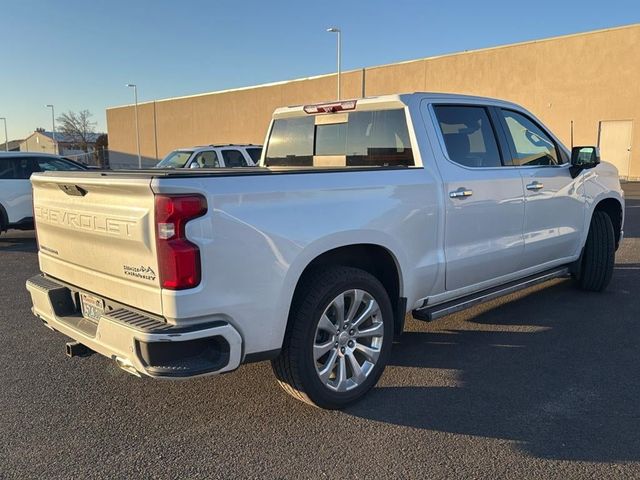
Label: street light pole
xmin=126 ymin=83 xmax=142 ymax=168
xmin=0 ymin=118 xmax=8 ymax=152
xmin=45 ymin=105 xmax=56 ymax=154
xmin=326 ymin=27 xmax=342 ymax=100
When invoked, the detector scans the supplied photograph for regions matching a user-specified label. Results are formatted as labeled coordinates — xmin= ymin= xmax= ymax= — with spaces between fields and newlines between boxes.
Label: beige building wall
xmin=107 ymin=24 xmax=640 ymax=178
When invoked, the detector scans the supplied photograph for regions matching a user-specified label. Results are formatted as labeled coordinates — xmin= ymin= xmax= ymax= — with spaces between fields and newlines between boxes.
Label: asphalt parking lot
xmin=1 ymin=184 xmax=639 ymax=479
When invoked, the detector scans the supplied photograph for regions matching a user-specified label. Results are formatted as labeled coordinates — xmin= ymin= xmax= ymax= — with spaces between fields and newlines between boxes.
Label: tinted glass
xmin=37 ymin=157 xmax=84 ymax=171
xmin=246 ymin=148 xmax=262 ymax=164
xmin=264 ymin=116 xmax=314 ymax=166
xmin=0 ymin=157 xmax=40 ymax=179
xmin=193 ymin=151 xmax=219 ymax=167
xmin=433 ymin=106 xmax=502 ymax=168
xmin=501 ymin=109 xmax=559 ymax=166
xmin=265 ymin=109 xmax=413 ymax=167
xmin=345 ymin=109 xmax=413 ymax=166
xmin=316 ymin=123 xmax=346 ymax=156
xmin=222 ymin=150 xmax=248 ymax=167
xmin=0 ymin=158 xmax=18 ymax=179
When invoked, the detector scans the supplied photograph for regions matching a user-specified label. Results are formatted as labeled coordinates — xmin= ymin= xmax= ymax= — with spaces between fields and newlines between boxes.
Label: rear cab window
xmin=264 ymin=107 xmax=414 ymax=168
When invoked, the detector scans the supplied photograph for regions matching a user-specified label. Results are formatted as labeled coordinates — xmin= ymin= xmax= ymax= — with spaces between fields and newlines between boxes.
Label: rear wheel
xmin=271 ymin=266 xmax=394 ymax=409
xmin=575 ymin=211 xmax=615 ymax=292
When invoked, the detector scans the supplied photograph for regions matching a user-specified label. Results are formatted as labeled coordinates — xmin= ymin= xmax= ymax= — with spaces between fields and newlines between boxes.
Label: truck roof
xmin=273 ymin=92 xmax=521 ymax=118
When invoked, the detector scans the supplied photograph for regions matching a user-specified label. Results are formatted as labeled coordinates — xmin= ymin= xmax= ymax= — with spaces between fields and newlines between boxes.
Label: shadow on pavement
xmin=0 ymin=233 xmax=37 ymax=253
xmin=624 ymin=199 xmax=640 ymax=238
xmin=347 ymin=265 xmax=640 ymax=462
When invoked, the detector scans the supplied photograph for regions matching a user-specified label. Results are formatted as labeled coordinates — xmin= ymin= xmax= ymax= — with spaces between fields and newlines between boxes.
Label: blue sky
xmin=0 ymin=0 xmax=637 ymax=139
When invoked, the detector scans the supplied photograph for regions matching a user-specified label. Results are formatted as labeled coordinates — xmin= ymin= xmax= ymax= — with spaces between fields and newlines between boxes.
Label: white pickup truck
xmin=26 ymin=93 xmax=624 ymax=409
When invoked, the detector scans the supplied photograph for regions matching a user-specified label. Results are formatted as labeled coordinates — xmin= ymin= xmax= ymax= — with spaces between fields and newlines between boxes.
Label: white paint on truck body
xmin=28 ymin=93 xmax=625 ymax=364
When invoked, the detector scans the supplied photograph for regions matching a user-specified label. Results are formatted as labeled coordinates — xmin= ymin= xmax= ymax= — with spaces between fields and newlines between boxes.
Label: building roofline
xmin=107 ymin=22 xmax=639 ymax=111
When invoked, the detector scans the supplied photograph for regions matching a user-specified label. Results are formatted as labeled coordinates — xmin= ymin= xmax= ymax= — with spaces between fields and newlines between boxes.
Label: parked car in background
xmin=154 ymin=144 xmax=262 ymax=169
xmin=26 ymin=93 xmax=624 ymax=409
xmin=0 ymin=152 xmax=87 ymax=235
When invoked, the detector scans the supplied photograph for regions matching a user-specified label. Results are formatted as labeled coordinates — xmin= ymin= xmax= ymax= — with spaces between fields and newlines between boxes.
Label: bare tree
xmin=56 ymin=110 xmax=97 ymax=152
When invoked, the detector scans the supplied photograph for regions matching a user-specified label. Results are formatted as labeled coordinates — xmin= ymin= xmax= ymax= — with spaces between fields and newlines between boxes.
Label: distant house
xmin=19 ymin=130 xmax=103 ymax=156
xmin=2 ymin=139 xmax=22 ymax=151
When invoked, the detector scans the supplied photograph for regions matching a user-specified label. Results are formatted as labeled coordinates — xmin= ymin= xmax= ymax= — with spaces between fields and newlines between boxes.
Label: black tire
xmin=576 ymin=211 xmax=615 ymax=292
xmin=0 ymin=205 xmax=6 ymax=235
xmin=271 ymin=266 xmax=394 ymax=409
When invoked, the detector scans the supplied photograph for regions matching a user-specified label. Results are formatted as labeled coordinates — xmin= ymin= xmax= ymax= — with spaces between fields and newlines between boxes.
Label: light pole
xmin=326 ymin=27 xmax=342 ymax=100
xmin=45 ymin=105 xmax=57 ymax=154
xmin=126 ymin=83 xmax=142 ymax=168
xmin=0 ymin=117 xmax=7 ymax=151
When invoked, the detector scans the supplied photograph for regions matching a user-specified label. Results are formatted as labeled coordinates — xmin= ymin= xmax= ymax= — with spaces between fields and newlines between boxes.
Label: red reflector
xmin=303 ymin=100 xmax=357 ymax=114
xmin=155 ymin=195 xmax=207 ymax=290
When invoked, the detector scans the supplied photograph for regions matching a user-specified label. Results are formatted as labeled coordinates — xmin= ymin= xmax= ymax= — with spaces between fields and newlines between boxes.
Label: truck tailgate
xmin=31 ymin=173 xmax=163 ymax=315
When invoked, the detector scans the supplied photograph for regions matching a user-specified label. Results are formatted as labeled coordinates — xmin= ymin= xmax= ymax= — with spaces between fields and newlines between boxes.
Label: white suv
xmin=0 ymin=152 xmax=87 ymax=235
xmin=154 ymin=144 xmax=262 ymax=169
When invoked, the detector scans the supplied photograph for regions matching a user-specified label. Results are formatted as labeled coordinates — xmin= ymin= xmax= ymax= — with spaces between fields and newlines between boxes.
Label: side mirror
xmin=570 ymin=146 xmax=600 ymax=178
xmin=189 ymin=162 xmax=201 ymax=169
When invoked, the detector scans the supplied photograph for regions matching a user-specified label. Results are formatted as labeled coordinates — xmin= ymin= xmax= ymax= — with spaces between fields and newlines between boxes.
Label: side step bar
xmin=412 ymin=266 xmax=570 ymax=321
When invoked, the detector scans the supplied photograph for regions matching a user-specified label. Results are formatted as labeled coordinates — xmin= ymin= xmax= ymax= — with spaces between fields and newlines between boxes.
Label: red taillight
xmin=155 ymin=195 xmax=207 ymax=290
xmin=303 ymin=99 xmax=357 ymax=114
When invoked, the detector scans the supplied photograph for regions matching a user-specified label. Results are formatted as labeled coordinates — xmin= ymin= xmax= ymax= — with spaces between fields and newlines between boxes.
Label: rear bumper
xmin=26 ymin=274 xmax=242 ymax=378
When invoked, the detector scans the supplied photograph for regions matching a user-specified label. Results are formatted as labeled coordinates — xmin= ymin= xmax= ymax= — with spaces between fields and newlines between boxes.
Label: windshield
xmin=155 ymin=150 xmax=193 ymax=168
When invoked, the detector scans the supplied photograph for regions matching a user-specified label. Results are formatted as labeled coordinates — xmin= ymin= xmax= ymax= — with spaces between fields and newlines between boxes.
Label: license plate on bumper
xmin=80 ymin=292 xmax=105 ymax=322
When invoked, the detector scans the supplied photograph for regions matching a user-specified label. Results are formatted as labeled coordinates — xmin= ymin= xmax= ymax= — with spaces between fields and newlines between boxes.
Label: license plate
xmin=80 ymin=292 xmax=104 ymax=322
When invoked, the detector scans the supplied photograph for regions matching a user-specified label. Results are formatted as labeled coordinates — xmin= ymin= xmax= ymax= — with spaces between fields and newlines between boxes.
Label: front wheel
xmin=575 ymin=211 xmax=615 ymax=292
xmin=271 ymin=266 xmax=394 ymax=409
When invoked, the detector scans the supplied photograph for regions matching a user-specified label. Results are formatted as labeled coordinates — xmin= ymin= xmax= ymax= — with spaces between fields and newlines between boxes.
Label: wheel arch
xmin=593 ymin=197 xmax=623 ymax=249
xmin=284 ymin=242 xmax=407 ymax=343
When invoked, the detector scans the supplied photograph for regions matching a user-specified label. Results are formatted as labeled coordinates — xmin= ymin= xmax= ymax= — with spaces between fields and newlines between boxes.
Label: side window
xmin=0 ymin=159 xmax=18 ymax=179
xmin=500 ymin=110 xmax=559 ymax=166
xmin=6 ymin=157 xmax=39 ymax=179
xmin=37 ymin=157 xmax=83 ymax=171
xmin=193 ymin=151 xmax=219 ymax=168
xmin=246 ymin=148 xmax=262 ymax=164
xmin=433 ymin=105 xmax=502 ymax=168
xmin=222 ymin=150 xmax=248 ymax=167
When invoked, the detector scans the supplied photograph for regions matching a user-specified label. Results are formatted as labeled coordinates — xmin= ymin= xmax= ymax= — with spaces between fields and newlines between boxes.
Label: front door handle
xmin=449 ymin=187 xmax=473 ymax=199
xmin=526 ymin=181 xmax=544 ymax=191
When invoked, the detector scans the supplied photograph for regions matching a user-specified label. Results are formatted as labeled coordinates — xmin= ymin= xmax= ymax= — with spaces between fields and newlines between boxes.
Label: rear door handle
xmin=449 ymin=187 xmax=473 ymax=199
xmin=526 ymin=181 xmax=544 ymax=191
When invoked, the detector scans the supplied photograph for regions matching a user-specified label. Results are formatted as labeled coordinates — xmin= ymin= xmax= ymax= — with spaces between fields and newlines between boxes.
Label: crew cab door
xmin=496 ymin=108 xmax=585 ymax=267
xmin=429 ymin=104 xmax=525 ymax=291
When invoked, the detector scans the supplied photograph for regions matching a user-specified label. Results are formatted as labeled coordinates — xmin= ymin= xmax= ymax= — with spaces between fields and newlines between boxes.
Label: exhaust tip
xmin=65 ymin=341 xmax=93 ymax=358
